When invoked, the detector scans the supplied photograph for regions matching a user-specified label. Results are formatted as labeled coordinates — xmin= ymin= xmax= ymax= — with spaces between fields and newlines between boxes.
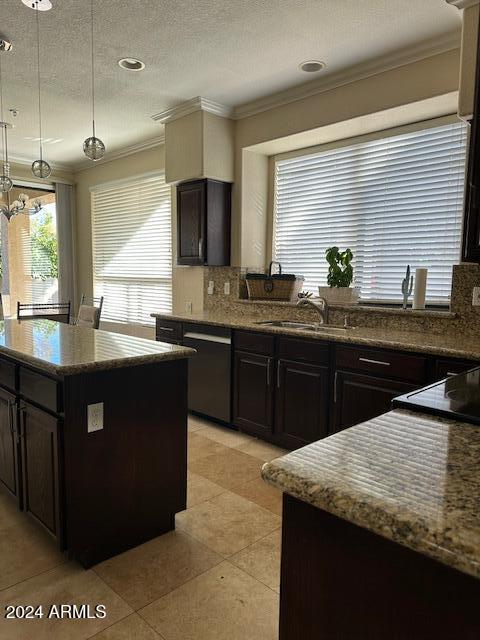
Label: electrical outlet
xmin=224 ymin=281 xmax=230 ymax=295
xmin=473 ymin=287 xmax=480 ymax=306
xmin=87 ymin=402 xmax=104 ymax=433
xmin=185 ymin=301 xmax=193 ymax=314
xmin=207 ymin=280 xmax=215 ymax=295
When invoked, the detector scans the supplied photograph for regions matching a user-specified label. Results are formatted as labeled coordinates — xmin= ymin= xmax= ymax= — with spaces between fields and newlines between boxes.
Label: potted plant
xmin=318 ymin=246 xmax=359 ymax=304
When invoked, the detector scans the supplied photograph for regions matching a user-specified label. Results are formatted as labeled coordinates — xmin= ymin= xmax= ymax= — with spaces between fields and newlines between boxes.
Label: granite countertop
xmin=0 ymin=319 xmax=195 ymax=375
xmin=262 ymin=409 xmax=480 ymax=579
xmin=151 ymin=310 xmax=480 ymax=361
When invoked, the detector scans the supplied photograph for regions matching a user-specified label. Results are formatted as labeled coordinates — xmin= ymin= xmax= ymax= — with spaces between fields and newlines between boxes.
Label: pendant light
xmin=0 ymin=41 xmax=13 ymax=194
xmin=83 ymin=0 xmax=105 ymax=161
xmin=31 ymin=0 xmax=51 ymax=179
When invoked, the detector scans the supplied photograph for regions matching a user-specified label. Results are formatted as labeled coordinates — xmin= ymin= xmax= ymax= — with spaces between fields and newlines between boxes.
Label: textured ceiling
xmin=0 ymin=0 xmax=461 ymax=167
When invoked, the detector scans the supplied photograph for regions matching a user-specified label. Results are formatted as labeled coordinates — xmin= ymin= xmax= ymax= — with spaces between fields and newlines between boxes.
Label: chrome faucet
xmin=296 ymin=297 xmax=329 ymax=325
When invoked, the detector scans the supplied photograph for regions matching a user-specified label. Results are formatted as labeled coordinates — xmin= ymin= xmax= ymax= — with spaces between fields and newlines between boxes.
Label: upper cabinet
xmin=463 ymin=4 xmax=480 ymax=261
xmin=177 ymin=178 xmax=231 ymax=266
xmin=458 ymin=3 xmax=479 ymax=122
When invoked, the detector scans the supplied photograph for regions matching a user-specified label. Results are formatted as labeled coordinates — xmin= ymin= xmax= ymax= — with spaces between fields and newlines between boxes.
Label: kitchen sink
xmin=255 ymin=320 xmax=349 ymax=333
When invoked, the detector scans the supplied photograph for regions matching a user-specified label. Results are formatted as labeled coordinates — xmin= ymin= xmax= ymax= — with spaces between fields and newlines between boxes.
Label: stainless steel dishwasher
xmin=182 ymin=323 xmax=232 ymax=423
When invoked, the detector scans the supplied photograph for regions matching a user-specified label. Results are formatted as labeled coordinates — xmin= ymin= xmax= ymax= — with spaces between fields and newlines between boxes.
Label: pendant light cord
xmin=35 ymin=0 xmax=43 ymax=163
xmin=90 ymin=0 xmax=96 ymax=136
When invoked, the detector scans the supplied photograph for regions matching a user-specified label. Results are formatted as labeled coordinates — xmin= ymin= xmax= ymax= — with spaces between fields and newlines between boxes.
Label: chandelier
xmin=0 ymin=40 xmax=43 ymax=221
xmin=0 ymin=192 xmax=43 ymax=221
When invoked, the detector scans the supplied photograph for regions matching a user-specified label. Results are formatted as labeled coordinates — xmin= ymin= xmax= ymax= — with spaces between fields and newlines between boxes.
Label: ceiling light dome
xmin=298 ymin=60 xmax=326 ymax=73
xmin=118 ymin=58 xmax=145 ymax=71
xmin=21 ymin=0 xmax=52 ymax=11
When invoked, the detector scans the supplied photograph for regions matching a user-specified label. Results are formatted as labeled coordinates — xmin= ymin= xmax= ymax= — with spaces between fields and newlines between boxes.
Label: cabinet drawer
xmin=335 ymin=345 xmax=427 ymax=384
xmin=278 ymin=337 xmax=329 ymax=366
xmin=434 ymin=358 xmax=477 ymax=380
xmin=156 ymin=319 xmax=183 ymax=341
xmin=234 ymin=331 xmax=275 ymax=356
xmin=0 ymin=358 xmax=16 ymax=391
xmin=19 ymin=368 xmax=62 ymax=414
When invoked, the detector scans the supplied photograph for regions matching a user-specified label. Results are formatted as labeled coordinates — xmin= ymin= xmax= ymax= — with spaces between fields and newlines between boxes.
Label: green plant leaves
xmin=325 ymin=246 xmax=353 ymax=288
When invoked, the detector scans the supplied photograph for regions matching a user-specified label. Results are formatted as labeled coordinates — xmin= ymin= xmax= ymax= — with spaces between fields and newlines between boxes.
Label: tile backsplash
xmin=204 ymin=264 xmax=480 ymax=336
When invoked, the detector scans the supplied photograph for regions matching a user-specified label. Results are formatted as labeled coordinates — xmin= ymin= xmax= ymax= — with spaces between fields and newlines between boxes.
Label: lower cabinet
xmin=332 ymin=370 xmax=414 ymax=433
xmin=20 ymin=402 xmax=63 ymax=543
xmin=233 ymin=350 xmax=274 ymax=437
xmin=275 ymin=359 xmax=329 ymax=448
xmin=0 ymin=387 xmax=20 ymax=502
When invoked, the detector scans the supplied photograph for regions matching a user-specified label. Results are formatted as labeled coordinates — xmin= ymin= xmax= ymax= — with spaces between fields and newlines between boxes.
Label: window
xmin=0 ymin=186 xmax=58 ymax=307
xmin=92 ymin=172 xmax=172 ymax=326
xmin=274 ymin=120 xmax=468 ymax=303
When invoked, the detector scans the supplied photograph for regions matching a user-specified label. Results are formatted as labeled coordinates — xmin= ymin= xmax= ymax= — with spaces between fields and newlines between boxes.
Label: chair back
xmin=17 ymin=301 xmax=71 ymax=324
xmin=76 ymin=295 xmax=104 ymax=329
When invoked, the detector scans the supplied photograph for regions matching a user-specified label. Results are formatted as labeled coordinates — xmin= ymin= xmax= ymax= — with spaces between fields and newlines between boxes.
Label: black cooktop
xmin=392 ymin=366 xmax=480 ymax=424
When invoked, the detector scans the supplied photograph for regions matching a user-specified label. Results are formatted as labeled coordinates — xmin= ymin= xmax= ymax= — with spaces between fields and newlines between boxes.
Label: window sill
xmin=237 ymin=299 xmax=456 ymax=319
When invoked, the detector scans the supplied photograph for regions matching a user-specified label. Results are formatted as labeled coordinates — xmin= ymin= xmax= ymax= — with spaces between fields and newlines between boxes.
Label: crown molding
xmin=234 ymin=31 xmax=461 ymax=120
xmin=151 ymin=97 xmax=234 ymax=124
xmin=73 ymin=134 xmax=165 ymax=172
xmin=445 ymin=0 xmax=479 ymax=9
xmin=9 ymin=153 xmax=71 ymax=173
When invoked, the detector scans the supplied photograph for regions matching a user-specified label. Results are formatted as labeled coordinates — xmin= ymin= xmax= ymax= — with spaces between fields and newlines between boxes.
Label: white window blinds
xmin=92 ymin=172 xmax=172 ymax=326
xmin=274 ymin=121 xmax=467 ymax=303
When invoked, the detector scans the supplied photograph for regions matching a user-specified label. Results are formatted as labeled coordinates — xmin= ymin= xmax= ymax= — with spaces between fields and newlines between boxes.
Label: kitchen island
xmin=262 ymin=409 xmax=480 ymax=639
xmin=0 ymin=319 xmax=194 ymax=567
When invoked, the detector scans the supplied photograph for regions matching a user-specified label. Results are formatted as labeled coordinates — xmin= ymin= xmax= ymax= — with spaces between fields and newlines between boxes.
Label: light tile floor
xmin=0 ymin=415 xmax=287 ymax=640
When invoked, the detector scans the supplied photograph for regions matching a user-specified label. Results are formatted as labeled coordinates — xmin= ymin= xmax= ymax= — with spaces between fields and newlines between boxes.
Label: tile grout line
xmin=0 ymin=557 xmax=68 ymax=594
xmin=91 ymin=529 xmax=224 ymax=613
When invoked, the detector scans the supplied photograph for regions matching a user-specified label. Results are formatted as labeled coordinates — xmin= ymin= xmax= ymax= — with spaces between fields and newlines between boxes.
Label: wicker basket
xmin=246 ymin=262 xmax=304 ymax=302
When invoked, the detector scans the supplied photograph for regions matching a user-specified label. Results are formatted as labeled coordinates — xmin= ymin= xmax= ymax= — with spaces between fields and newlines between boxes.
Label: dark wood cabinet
xmin=156 ymin=319 xmax=183 ymax=345
xmin=0 ymin=387 xmax=20 ymax=502
xmin=20 ymin=402 xmax=62 ymax=543
xmin=463 ymin=8 xmax=480 ymax=261
xmin=177 ymin=178 xmax=231 ymax=266
xmin=434 ymin=357 xmax=476 ymax=381
xmin=275 ymin=359 xmax=329 ymax=448
xmin=233 ymin=350 xmax=274 ymax=437
xmin=332 ymin=370 xmax=414 ymax=433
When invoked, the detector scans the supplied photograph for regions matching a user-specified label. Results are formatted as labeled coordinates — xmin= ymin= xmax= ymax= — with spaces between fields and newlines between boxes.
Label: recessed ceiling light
xmin=118 ymin=58 xmax=146 ymax=72
xmin=298 ymin=60 xmax=326 ymax=73
xmin=21 ymin=0 xmax=53 ymax=11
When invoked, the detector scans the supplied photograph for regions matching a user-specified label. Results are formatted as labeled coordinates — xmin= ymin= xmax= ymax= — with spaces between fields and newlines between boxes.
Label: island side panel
xmin=63 ymin=359 xmax=188 ymax=567
xmin=280 ymin=494 xmax=480 ymax=640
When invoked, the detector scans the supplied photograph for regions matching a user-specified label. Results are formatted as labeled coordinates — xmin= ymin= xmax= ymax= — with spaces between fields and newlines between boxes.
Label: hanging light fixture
xmin=0 ymin=39 xmax=13 ymax=195
xmin=83 ymin=0 xmax=105 ymax=161
xmin=31 ymin=0 xmax=51 ymax=179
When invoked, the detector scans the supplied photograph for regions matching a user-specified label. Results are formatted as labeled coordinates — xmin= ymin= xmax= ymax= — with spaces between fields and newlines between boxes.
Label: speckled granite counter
xmin=151 ymin=310 xmax=480 ymax=361
xmin=262 ymin=409 xmax=480 ymax=579
xmin=0 ymin=319 xmax=194 ymax=375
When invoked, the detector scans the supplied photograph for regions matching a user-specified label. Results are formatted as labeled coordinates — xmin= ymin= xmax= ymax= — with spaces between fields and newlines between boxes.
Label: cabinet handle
xmin=277 ymin=360 xmax=281 ymax=388
xmin=198 ymin=238 xmax=203 ymax=257
xmin=334 ymin=371 xmax=338 ymax=404
xmin=157 ymin=326 xmax=174 ymax=332
xmin=359 ymin=357 xmax=391 ymax=367
xmin=7 ymin=400 xmax=15 ymax=438
xmin=267 ymin=358 xmax=271 ymax=387
xmin=446 ymin=371 xmax=457 ymax=377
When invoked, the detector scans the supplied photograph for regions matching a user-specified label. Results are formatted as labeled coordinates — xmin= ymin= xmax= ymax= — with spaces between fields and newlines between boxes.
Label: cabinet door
xmin=20 ymin=403 xmax=62 ymax=543
xmin=177 ymin=181 xmax=205 ymax=265
xmin=332 ymin=371 xmax=414 ymax=434
xmin=233 ymin=350 xmax=274 ymax=437
xmin=275 ymin=359 xmax=329 ymax=448
xmin=0 ymin=388 xmax=20 ymax=501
